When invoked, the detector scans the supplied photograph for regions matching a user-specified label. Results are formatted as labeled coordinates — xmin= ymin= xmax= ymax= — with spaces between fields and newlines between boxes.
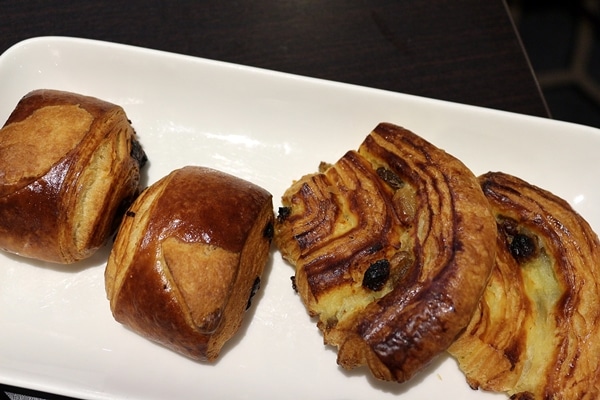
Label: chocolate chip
xmin=291 ymin=276 xmax=298 ymax=293
xmin=277 ymin=206 xmax=291 ymax=222
xmin=246 ymin=277 xmax=261 ymax=310
xmin=263 ymin=221 xmax=274 ymax=241
xmin=130 ymin=138 xmax=148 ymax=168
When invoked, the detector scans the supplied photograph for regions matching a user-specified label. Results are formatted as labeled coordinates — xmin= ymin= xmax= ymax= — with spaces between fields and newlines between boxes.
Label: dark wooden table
xmin=0 ymin=0 xmax=547 ymax=399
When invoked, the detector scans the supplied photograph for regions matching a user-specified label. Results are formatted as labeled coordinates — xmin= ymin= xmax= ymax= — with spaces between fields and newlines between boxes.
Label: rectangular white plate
xmin=0 ymin=36 xmax=598 ymax=400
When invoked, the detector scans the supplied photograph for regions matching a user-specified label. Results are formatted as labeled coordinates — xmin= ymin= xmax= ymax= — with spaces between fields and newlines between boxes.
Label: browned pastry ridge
xmin=0 ymin=89 xmax=146 ymax=263
xmin=448 ymin=171 xmax=600 ymax=399
xmin=105 ymin=166 xmax=274 ymax=362
xmin=274 ymin=122 xmax=497 ymax=383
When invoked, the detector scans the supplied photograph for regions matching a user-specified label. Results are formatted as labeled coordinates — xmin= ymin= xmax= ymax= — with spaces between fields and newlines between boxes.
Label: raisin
xmin=510 ymin=233 xmax=537 ymax=263
xmin=389 ymin=250 xmax=413 ymax=284
xmin=376 ymin=167 xmax=404 ymax=190
xmin=126 ymin=210 xmax=136 ymax=217
xmin=246 ymin=277 xmax=261 ymax=309
xmin=277 ymin=206 xmax=291 ymax=222
xmin=363 ymin=259 xmax=391 ymax=291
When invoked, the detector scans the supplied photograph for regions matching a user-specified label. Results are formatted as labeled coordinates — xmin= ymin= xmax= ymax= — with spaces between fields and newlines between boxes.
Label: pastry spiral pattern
xmin=275 ymin=123 xmax=496 ymax=382
xmin=449 ymin=171 xmax=600 ymax=399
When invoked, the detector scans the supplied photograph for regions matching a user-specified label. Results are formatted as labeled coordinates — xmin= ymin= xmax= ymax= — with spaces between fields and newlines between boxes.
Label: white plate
xmin=0 ymin=36 xmax=598 ymax=400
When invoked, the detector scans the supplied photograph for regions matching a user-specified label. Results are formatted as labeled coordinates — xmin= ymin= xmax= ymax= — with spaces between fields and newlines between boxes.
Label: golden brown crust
xmin=275 ymin=123 xmax=496 ymax=382
xmin=0 ymin=89 xmax=145 ymax=263
xmin=448 ymin=171 xmax=600 ymax=399
xmin=105 ymin=166 xmax=274 ymax=361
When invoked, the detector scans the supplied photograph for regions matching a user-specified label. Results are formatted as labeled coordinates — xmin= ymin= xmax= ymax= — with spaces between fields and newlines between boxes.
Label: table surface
xmin=0 ymin=0 xmax=547 ymax=399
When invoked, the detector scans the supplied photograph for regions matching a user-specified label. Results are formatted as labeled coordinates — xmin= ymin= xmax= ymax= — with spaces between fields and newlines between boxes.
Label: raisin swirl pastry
xmin=105 ymin=166 xmax=274 ymax=361
xmin=448 ymin=172 xmax=600 ymax=399
xmin=0 ymin=89 xmax=146 ymax=263
xmin=274 ymin=122 xmax=496 ymax=382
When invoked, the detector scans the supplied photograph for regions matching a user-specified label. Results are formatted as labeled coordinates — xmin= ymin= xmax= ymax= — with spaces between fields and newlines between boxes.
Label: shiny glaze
xmin=450 ymin=172 xmax=600 ymax=398
xmin=0 ymin=89 xmax=144 ymax=263
xmin=107 ymin=166 xmax=274 ymax=362
xmin=276 ymin=123 xmax=497 ymax=382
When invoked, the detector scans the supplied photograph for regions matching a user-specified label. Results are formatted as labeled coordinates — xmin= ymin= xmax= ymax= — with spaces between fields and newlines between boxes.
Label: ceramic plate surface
xmin=1 ymin=37 xmax=598 ymax=400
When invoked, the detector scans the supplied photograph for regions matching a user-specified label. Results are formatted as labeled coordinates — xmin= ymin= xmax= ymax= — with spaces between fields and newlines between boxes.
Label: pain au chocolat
xmin=448 ymin=171 xmax=600 ymax=399
xmin=0 ymin=89 xmax=146 ymax=264
xmin=105 ymin=166 xmax=274 ymax=361
xmin=274 ymin=122 xmax=496 ymax=383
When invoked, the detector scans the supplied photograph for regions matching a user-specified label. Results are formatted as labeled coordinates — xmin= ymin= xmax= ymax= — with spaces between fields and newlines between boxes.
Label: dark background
xmin=509 ymin=0 xmax=600 ymax=128
xmin=0 ymin=0 xmax=548 ymax=118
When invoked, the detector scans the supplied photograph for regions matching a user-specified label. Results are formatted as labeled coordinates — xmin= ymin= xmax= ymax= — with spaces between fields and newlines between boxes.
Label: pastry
xmin=274 ymin=122 xmax=496 ymax=382
xmin=105 ymin=166 xmax=274 ymax=361
xmin=0 ymin=89 xmax=146 ymax=263
xmin=448 ymin=171 xmax=600 ymax=399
